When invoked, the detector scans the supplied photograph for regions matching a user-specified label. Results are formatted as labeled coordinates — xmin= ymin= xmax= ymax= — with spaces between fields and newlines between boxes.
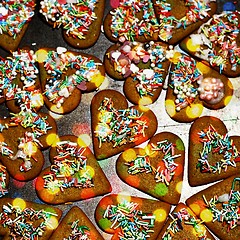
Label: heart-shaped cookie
xmin=39 ymin=0 xmax=105 ymax=48
xmin=49 ymin=206 xmax=104 ymax=240
xmin=37 ymin=47 xmax=105 ymax=114
xmin=91 ymin=89 xmax=158 ymax=160
xmin=165 ymin=52 xmax=233 ymax=123
xmin=0 ymin=112 xmax=57 ymax=181
xmin=116 ymin=132 xmax=185 ymax=204
xmin=0 ymin=49 xmax=43 ymax=114
xmin=186 ymin=174 xmax=240 ymax=240
xmin=152 ymin=0 xmax=217 ymax=44
xmin=35 ymin=135 xmax=111 ymax=204
xmin=188 ymin=116 xmax=240 ymax=187
xmin=103 ymin=0 xmax=159 ymax=43
xmin=0 ymin=197 xmax=62 ymax=240
xmin=0 ymin=1 xmax=36 ymax=51
xmin=95 ymin=193 xmax=171 ymax=239
xmin=180 ymin=11 xmax=240 ymax=77
xmin=157 ymin=203 xmax=215 ymax=239
xmin=104 ymin=41 xmax=171 ymax=105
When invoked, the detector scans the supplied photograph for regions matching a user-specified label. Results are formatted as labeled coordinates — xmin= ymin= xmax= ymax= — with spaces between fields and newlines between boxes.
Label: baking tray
xmin=0 ymin=1 xmax=240 ymax=239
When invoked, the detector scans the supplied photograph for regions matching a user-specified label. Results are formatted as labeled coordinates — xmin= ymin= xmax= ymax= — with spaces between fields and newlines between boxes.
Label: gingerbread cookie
xmin=0 ymin=49 xmax=43 ymax=114
xmin=39 ymin=0 xmax=105 ymax=48
xmin=103 ymin=0 xmax=160 ymax=43
xmin=91 ymin=89 xmax=158 ymax=160
xmin=188 ymin=116 xmax=240 ymax=187
xmin=36 ymin=47 xmax=105 ymax=115
xmin=165 ymin=52 xmax=233 ymax=122
xmin=35 ymin=135 xmax=111 ymax=204
xmin=180 ymin=11 xmax=240 ymax=77
xmin=0 ymin=112 xmax=57 ymax=181
xmin=116 ymin=132 xmax=185 ymax=204
xmin=186 ymin=174 xmax=240 ymax=240
xmin=152 ymin=0 xmax=217 ymax=44
xmin=0 ymin=0 xmax=36 ymax=52
xmin=49 ymin=206 xmax=104 ymax=240
xmin=95 ymin=193 xmax=171 ymax=239
xmin=104 ymin=41 xmax=171 ymax=105
xmin=0 ymin=197 xmax=62 ymax=240
xmin=157 ymin=202 xmax=215 ymax=239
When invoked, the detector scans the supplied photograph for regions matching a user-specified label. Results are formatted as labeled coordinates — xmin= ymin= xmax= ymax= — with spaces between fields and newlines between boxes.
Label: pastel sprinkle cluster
xmin=43 ymin=141 xmax=93 ymax=192
xmin=195 ymin=11 xmax=240 ymax=72
xmin=43 ymin=49 xmax=101 ymax=108
xmin=109 ymin=41 xmax=168 ymax=97
xmin=162 ymin=207 xmax=208 ymax=239
xmin=0 ymin=0 xmax=35 ymax=37
xmin=109 ymin=0 xmax=159 ymax=41
xmin=64 ymin=220 xmax=90 ymax=240
xmin=95 ymin=97 xmax=148 ymax=148
xmin=156 ymin=0 xmax=213 ymax=41
xmin=126 ymin=139 xmax=181 ymax=186
xmin=0 ymin=203 xmax=59 ymax=239
xmin=39 ymin=0 xmax=98 ymax=39
xmin=197 ymin=125 xmax=240 ymax=174
xmin=103 ymin=200 xmax=155 ymax=239
xmin=170 ymin=55 xmax=201 ymax=111
xmin=203 ymin=177 xmax=240 ymax=231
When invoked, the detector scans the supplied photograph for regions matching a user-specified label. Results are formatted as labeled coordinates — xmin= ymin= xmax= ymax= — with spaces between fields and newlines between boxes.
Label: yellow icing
xmin=153 ymin=208 xmax=167 ymax=222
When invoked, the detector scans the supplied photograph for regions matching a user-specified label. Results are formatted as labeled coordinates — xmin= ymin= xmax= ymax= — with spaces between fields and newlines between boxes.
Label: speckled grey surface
xmin=0 ymin=1 xmax=240 ymax=239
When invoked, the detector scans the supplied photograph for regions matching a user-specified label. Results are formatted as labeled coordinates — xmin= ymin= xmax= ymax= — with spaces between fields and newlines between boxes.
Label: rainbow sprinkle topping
xmin=0 ymin=202 xmax=59 ymax=239
xmin=43 ymin=48 xmax=101 ymax=108
xmin=203 ymin=177 xmax=240 ymax=231
xmin=43 ymin=141 xmax=93 ymax=192
xmin=155 ymin=0 xmax=213 ymax=41
xmin=109 ymin=0 xmax=159 ymax=41
xmin=64 ymin=221 xmax=90 ymax=240
xmin=95 ymin=97 xmax=148 ymax=148
xmin=103 ymin=200 xmax=155 ymax=239
xmin=0 ymin=165 xmax=8 ymax=197
xmin=197 ymin=125 xmax=240 ymax=174
xmin=39 ymin=0 xmax=98 ymax=39
xmin=162 ymin=207 xmax=208 ymax=239
xmin=126 ymin=139 xmax=181 ymax=185
xmin=0 ymin=0 xmax=35 ymax=38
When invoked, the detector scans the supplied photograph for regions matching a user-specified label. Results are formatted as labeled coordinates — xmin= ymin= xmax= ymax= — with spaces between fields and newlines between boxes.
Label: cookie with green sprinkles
xmin=0 ymin=1 xmax=36 ymax=52
xmin=116 ymin=132 xmax=185 ymax=205
xmin=152 ymin=0 xmax=217 ymax=45
xmin=0 ymin=112 xmax=57 ymax=181
xmin=180 ymin=11 xmax=240 ymax=77
xmin=104 ymin=41 xmax=171 ymax=105
xmin=188 ymin=116 xmax=240 ymax=187
xmin=186 ymin=174 xmax=240 ymax=240
xmin=36 ymin=47 xmax=105 ymax=115
xmin=0 ymin=197 xmax=62 ymax=240
xmin=91 ymin=89 xmax=158 ymax=160
xmin=39 ymin=0 xmax=105 ymax=49
xmin=49 ymin=206 xmax=104 ymax=240
xmin=0 ymin=48 xmax=43 ymax=114
xmin=165 ymin=51 xmax=233 ymax=123
xmin=157 ymin=202 xmax=215 ymax=239
xmin=95 ymin=193 xmax=171 ymax=239
xmin=35 ymin=135 xmax=112 ymax=204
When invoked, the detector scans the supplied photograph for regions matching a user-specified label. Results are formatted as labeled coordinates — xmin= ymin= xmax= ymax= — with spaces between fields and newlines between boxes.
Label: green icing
xmin=176 ymin=139 xmax=184 ymax=151
xmin=154 ymin=182 xmax=168 ymax=196
xmin=98 ymin=218 xmax=112 ymax=230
